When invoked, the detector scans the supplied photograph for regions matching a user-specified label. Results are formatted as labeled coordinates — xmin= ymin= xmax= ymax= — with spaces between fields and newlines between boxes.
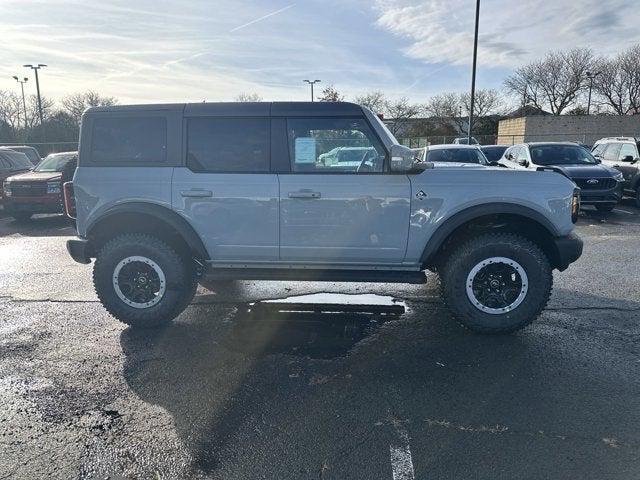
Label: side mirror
xmin=621 ymin=155 xmax=636 ymax=163
xmin=517 ymin=158 xmax=529 ymax=167
xmin=389 ymin=145 xmax=432 ymax=173
xmin=505 ymin=153 xmax=513 ymax=160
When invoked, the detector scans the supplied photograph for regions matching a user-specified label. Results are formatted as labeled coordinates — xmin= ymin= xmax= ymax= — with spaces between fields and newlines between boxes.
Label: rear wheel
xmin=441 ymin=233 xmax=552 ymax=334
xmin=595 ymin=204 xmax=615 ymax=213
xmin=93 ymin=233 xmax=197 ymax=328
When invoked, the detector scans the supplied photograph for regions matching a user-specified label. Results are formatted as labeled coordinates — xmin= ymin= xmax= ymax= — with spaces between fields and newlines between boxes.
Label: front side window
xmin=3 ymin=151 xmax=32 ymax=170
xmin=591 ymin=143 xmax=606 ymax=157
xmin=287 ymin=118 xmax=385 ymax=173
xmin=602 ymin=143 xmax=621 ymax=162
xmin=91 ymin=116 xmax=167 ymax=164
xmin=187 ymin=117 xmax=269 ymax=173
xmin=618 ymin=143 xmax=638 ymax=160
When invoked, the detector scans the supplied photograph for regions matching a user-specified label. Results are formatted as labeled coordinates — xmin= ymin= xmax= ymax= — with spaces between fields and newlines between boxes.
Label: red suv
xmin=2 ymin=151 xmax=77 ymax=221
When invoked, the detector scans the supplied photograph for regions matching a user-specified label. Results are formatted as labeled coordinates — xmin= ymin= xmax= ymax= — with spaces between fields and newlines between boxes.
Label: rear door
xmin=277 ymin=116 xmax=410 ymax=264
xmin=615 ymin=143 xmax=639 ymax=188
xmin=172 ymin=109 xmax=279 ymax=261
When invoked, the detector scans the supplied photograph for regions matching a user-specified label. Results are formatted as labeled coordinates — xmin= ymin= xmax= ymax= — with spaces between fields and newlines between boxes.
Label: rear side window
xmin=186 ymin=118 xmax=269 ymax=173
xmin=91 ymin=117 xmax=167 ymax=164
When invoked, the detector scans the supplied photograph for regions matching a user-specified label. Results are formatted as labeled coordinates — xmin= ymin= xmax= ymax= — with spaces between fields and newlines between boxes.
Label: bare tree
xmin=383 ymin=97 xmax=421 ymax=136
xmin=354 ymin=91 xmax=387 ymax=114
xmin=0 ymin=90 xmax=24 ymax=130
xmin=235 ymin=92 xmax=263 ymax=102
xmin=62 ymin=91 xmax=118 ymax=124
xmin=424 ymin=92 xmax=464 ymax=133
xmin=505 ymin=48 xmax=594 ymax=115
xmin=317 ymin=85 xmax=343 ymax=102
xmin=592 ymin=44 xmax=640 ymax=114
xmin=25 ymin=95 xmax=55 ymax=129
xmin=461 ymin=89 xmax=503 ymax=118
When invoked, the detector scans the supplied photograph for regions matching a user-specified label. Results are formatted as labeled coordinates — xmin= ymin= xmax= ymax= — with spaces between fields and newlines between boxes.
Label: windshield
xmin=426 ymin=148 xmax=487 ymax=165
xmin=12 ymin=147 xmax=40 ymax=165
xmin=35 ymin=153 xmax=76 ymax=172
xmin=364 ymin=107 xmax=399 ymax=144
xmin=530 ymin=145 xmax=598 ymax=165
xmin=481 ymin=146 xmax=508 ymax=162
xmin=2 ymin=151 xmax=33 ymax=170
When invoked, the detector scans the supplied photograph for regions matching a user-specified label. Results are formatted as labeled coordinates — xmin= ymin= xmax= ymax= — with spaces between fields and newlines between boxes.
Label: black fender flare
xmin=86 ymin=202 xmax=210 ymax=260
xmin=420 ymin=202 xmax=560 ymax=268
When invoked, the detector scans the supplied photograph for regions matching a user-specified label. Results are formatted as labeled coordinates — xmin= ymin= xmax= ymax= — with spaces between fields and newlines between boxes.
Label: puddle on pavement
xmin=224 ymin=294 xmax=406 ymax=359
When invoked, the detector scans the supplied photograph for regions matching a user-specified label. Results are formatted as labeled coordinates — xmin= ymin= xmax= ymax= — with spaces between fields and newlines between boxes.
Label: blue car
xmin=500 ymin=142 xmax=624 ymax=212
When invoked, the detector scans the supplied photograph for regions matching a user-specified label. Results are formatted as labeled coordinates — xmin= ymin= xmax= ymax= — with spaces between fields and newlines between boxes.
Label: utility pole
xmin=303 ymin=79 xmax=321 ymax=102
xmin=23 ymin=64 xmax=47 ymax=127
xmin=586 ymin=71 xmax=601 ymax=115
xmin=467 ymin=0 xmax=480 ymax=144
xmin=12 ymin=76 xmax=28 ymax=129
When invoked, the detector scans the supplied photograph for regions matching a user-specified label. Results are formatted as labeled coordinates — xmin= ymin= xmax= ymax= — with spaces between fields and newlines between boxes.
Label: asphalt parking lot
xmin=1 ymin=203 xmax=640 ymax=480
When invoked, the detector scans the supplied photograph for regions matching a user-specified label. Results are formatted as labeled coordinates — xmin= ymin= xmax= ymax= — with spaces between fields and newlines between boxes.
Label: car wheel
xmin=11 ymin=212 xmax=32 ymax=222
xmin=93 ymin=233 xmax=197 ymax=328
xmin=440 ymin=232 xmax=552 ymax=334
xmin=595 ymin=204 xmax=616 ymax=213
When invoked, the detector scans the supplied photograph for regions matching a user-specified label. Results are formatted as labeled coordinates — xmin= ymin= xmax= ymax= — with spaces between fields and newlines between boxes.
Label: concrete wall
xmin=497 ymin=115 xmax=640 ymax=145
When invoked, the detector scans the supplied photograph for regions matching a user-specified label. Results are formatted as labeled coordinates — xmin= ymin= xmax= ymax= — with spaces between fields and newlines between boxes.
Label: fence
xmin=0 ymin=141 xmax=79 ymax=157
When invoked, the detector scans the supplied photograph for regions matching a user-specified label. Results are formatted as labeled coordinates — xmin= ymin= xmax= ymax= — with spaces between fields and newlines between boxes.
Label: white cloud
xmin=373 ymin=0 xmax=638 ymax=67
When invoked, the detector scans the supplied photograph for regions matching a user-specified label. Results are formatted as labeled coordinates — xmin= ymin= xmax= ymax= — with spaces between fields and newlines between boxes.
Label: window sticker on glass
xmin=295 ymin=137 xmax=316 ymax=163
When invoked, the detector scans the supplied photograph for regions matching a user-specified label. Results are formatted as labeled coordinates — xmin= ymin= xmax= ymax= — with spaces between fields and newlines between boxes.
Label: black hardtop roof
xmin=84 ymin=101 xmax=365 ymax=117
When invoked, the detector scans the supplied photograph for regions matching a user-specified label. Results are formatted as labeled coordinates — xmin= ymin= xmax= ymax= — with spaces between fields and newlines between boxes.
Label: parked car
xmin=592 ymin=137 xmax=640 ymax=207
xmin=0 ymin=145 xmax=41 ymax=166
xmin=3 ymin=151 xmax=77 ymax=221
xmin=480 ymin=145 xmax=509 ymax=164
xmin=318 ymin=146 xmax=377 ymax=169
xmin=499 ymin=142 xmax=624 ymax=212
xmin=452 ymin=136 xmax=479 ymax=145
xmin=423 ymin=144 xmax=489 ymax=165
xmin=0 ymin=150 xmax=33 ymax=201
xmin=66 ymin=102 xmax=582 ymax=334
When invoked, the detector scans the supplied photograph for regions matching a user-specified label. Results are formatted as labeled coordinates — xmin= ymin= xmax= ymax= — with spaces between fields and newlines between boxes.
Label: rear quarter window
xmin=90 ymin=116 xmax=167 ymax=165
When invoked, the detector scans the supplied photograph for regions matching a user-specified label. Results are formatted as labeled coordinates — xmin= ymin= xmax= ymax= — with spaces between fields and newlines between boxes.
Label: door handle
xmin=288 ymin=191 xmax=321 ymax=199
xmin=180 ymin=189 xmax=213 ymax=198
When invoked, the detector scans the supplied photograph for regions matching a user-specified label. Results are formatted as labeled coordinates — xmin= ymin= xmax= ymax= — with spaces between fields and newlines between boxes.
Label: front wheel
xmin=441 ymin=233 xmax=552 ymax=334
xmin=93 ymin=233 xmax=197 ymax=328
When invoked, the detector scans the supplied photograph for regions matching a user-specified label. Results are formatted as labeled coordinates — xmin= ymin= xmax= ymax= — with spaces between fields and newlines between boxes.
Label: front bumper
xmin=553 ymin=233 xmax=583 ymax=271
xmin=67 ymin=238 xmax=91 ymax=264
xmin=4 ymin=196 xmax=64 ymax=214
xmin=579 ymin=182 xmax=623 ymax=206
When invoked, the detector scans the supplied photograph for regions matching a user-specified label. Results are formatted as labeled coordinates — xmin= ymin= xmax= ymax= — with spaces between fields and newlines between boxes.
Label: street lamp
xmin=303 ymin=79 xmax=321 ymax=102
xmin=23 ymin=64 xmax=47 ymax=127
xmin=467 ymin=0 xmax=480 ymax=144
xmin=586 ymin=71 xmax=602 ymax=115
xmin=12 ymin=76 xmax=28 ymax=129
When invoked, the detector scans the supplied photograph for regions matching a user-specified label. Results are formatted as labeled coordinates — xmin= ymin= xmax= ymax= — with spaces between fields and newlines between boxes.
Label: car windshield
xmin=530 ymin=145 xmax=598 ymax=165
xmin=426 ymin=148 xmax=487 ymax=164
xmin=12 ymin=147 xmax=40 ymax=165
xmin=2 ymin=151 xmax=33 ymax=170
xmin=34 ymin=153 xmax=76 ymax=172
xmin=481 ymin=147 xmax=508 ymax=162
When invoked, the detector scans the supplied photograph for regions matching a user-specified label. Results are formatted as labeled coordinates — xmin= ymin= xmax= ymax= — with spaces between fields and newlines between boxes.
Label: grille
xmin=10 ymin=182 xmax=48 ymax=197
xmin=574 ymin=178 xmax=617 ymax=190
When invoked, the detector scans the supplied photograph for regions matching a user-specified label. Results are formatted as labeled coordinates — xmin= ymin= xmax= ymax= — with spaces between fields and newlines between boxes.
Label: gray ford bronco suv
xmin=66 ymin=102 xmax=582 ymax=334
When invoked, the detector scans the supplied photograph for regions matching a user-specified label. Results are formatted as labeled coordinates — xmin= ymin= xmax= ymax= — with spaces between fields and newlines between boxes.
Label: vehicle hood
xmin=540 ymin=163 xmax=618 ymax=179
xmin=430 ymin=161 xmax=488 ymax=170
xmin=6 ymin=171 xmax=62 ymax=182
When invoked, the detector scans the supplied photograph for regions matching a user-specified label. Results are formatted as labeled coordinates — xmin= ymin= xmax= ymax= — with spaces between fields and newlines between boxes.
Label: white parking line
xmin=389 ymin=421 xmax=415 ymax=480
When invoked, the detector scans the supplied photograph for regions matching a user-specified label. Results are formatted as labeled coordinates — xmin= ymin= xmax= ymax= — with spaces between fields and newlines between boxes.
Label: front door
xmin=278 ymin=117 xmax=411 ymax=264
xmin=172 ymin=116 xmax=279 ymax=261
xmin=614 ymin=143 xmax=640 ymax=189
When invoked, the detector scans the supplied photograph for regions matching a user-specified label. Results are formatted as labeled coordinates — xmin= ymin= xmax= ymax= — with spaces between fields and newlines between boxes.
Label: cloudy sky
xmin=0 ymin=0 xmax=637 ymax=104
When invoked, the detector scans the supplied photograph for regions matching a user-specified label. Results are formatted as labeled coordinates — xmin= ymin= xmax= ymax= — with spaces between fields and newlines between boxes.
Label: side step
xmin=205 ymin=268 xmax=427 ymax=284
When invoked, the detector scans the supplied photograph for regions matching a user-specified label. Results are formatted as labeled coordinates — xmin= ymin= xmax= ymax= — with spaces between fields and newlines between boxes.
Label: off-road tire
xmin=93 ymin=233 xmax=197 ymax=328
xmin=440 ymin=232 xmax=552 ymax=334
xmin=595 ymin=204 xmax=615 ymax=213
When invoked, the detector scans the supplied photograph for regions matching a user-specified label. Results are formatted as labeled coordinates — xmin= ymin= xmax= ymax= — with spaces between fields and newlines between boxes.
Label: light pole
xmin=467 ymin=0 xmax=480 ymax=144
xmin=23 ymin=64 xmax=46 ymax=127
xmin=12 ymin=76 xmax=28 ymax=129
xmin=303 ymin=79 xmax=321 ymax=102
xmin=586 ymin=71 xmax=601 ymax=115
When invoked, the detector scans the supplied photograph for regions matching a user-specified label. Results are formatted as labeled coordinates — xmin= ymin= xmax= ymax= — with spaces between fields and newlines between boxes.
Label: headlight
xmin=47 ymin=181 xmax=61 ymax=194
xmin=2 ymin=181 xmax=11 ymax=197
xmin=571 ymin=189 xmax=580 ymax=223
xmin=613 ymin=171 xmax=624 ymax=182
